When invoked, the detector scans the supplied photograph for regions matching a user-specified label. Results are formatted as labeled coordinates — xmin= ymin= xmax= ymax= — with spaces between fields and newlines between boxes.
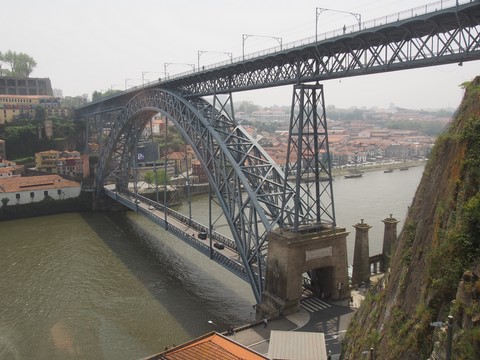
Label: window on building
xmin=44 ymin=191 xmax=48 ymax=197
xmin=16 ymin=193 xmax=20 ymax=200
xmin=57 ymin=189 xmax=61 ymax=195
xmin=30 ymin=192 xmax=34 ymax=198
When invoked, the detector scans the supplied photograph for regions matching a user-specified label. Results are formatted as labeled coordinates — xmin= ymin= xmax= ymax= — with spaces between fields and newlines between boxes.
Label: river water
xmin=0 ymin=165 xmax=424 ymax=359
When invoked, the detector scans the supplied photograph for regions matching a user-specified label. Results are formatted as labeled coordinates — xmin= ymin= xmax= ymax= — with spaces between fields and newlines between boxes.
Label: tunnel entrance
xmin=304 ymin=266 xmax=336 ymax=300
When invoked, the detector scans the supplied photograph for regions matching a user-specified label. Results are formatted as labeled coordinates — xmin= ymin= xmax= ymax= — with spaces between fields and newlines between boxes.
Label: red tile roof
xmin=0 ymin=175 xmax=80 ymax=193
xmin=144 ymin=332 xmax=269 ymax=360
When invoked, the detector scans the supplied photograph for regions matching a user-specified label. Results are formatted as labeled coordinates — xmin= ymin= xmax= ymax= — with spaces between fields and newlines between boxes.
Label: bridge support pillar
xmin=352 ymin=219 xmax=371 ymax=286
xmin=257 ymin=226 xmax=349 ymax=319
xmin=381 ymin=214 xmax=400 ymax=272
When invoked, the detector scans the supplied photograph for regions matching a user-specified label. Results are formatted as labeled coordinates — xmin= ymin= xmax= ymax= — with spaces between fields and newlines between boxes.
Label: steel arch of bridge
xmin=96 ymin=88 xmax=319 ymax=302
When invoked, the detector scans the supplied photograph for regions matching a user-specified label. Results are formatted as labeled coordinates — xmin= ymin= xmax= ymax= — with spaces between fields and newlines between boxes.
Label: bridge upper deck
xmin=76 ymin=0 xmax=480 ymax=118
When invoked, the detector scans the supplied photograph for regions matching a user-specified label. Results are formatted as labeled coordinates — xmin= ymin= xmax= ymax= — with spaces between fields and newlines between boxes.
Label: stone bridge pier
xmin=258 ymin=226 xmax=349 ymax=319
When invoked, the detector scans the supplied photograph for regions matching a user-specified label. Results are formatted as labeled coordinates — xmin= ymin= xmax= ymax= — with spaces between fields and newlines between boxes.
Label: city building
xmin=56 ymin=153 xmax=90 ymax=178
xmin=0 ymin=158 xmax=23 ymax=179
xmin=143 ymin=332 xmax=269 ymax=360
xmin=192 ymin=160 xmax=207 ymax=183
xmin=35 ymin=150 xmax=62 ymax=173
xmin=0 ymin=174 xmax=81 ymax=206
xmin=166 ymin=151 xmax=192 ymax=175
xmin=35 ymin=150 xmax=90 ymax=177
xmin=0 ymin=94 xmax=69 ymax=124
xmin=0 ymin=76 xmax=53 ymax=96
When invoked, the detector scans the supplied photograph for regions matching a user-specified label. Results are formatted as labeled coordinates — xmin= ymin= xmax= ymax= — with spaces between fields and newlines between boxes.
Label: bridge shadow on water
xmin=79 ymin=211 xmax=254 ymax=341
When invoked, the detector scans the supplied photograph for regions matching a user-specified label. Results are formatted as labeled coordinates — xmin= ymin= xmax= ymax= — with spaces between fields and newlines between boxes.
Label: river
xmin=0 ymin=165 xmax=424 ymax=359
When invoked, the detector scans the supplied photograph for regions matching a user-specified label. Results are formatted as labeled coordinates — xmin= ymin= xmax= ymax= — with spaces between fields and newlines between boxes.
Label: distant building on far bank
xmin=0 ymin=76 xmax=74 ymax=124
xmin=0 ymin=174 xmax=81 ymax=206
xmin=35 ymin=150 xmax=90 ymax=178
xmin=0 ymin=157 xmax=24 ymax=179
xmin=0 ymin=76 xmax=53 ymax=96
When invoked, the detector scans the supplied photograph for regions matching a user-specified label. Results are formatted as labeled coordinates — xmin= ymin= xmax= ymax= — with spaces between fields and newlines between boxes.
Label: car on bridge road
xmin=213 ymin=242 xmax=225 ymax=250
xmin=198 ymin=231 xmax=207 ymax=240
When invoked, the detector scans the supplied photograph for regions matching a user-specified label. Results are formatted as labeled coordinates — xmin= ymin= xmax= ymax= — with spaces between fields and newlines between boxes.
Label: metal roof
xmin=268 ymin=331 xmax=327 ymax=360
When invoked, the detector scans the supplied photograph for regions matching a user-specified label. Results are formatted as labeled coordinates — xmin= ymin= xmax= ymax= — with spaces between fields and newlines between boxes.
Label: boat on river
xmin=344 ymin=169 xmax=363 ymax=178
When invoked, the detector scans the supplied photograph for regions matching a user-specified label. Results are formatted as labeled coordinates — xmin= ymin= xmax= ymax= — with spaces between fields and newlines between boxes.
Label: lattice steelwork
xmin=282 ymin=83 xmax=335 ymax=232
xmin=95 ymin=89 xmax=310 ymax=302
xmin=164 ymin=2 xmax=480 ymax=97
xmin=77 ymin=1 xmax=480 ymax=303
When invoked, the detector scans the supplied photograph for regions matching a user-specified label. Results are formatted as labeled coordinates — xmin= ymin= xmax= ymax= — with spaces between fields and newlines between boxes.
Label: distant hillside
xmin=342 ymin=77 xmax=480 ymax=359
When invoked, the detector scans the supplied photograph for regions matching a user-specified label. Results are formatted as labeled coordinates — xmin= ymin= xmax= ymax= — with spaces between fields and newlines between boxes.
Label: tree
xmin=143 ymin=170 xmax=168 ymax=188
xmin=91 ymin=91 xmax=103 ymax=102
xmin=0 ymin=50 xmax=37 ymax=77
xmin=1 ymin=198 xmax=9 ymax=207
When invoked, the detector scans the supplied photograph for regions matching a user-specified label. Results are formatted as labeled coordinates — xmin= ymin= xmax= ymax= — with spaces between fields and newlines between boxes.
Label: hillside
xmin=342 ymin=77 xmax=480 ymax=359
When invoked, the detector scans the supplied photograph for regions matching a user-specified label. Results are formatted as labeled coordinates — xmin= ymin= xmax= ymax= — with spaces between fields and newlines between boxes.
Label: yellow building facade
xmin=0 ymin=95 xmax=69 ymax=124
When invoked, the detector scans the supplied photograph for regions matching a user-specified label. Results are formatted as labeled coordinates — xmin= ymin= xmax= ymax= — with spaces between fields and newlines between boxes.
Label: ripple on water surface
xmin=0 ymin=212 xmax=254 ymax=359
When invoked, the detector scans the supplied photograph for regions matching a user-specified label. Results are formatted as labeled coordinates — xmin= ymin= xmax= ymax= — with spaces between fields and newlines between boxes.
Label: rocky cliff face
xmin=343 ymin=77 xmax=480 ymax=359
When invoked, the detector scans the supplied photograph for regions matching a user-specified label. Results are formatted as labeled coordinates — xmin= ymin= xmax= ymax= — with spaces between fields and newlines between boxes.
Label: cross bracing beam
xmin=76 ymin=2 xmax=480 ymax=119
xmin=163 ymin=2 xmax=480 ymax=97
xmin=95 ymin=88 xmax=315 ymax=302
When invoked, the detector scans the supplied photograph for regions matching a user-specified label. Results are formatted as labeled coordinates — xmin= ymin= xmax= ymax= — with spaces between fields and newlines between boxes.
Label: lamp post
xmin=446 ymin=315 xmax=453 ymax=360
xmin=124 ymin=78 xmax=142 ymax=90
xmin=316 ymin=7 xmax=362 ymax=41
xmin=430 ymin=316 xmax=454 ymax=360
xmin=163 ymin=62 xmax=195 ymax=79
xmin=242 ymin=33 xmax=283 ymax=60
xmin=197 ymin=50 xmax=233 ymax=71
xmin=142 ymin=71 xmax=168 ymax=84
xmin=110 ymin=84 xmax=122 ymax=90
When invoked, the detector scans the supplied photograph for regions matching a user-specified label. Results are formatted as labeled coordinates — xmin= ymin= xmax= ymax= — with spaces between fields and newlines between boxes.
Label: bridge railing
xmin=136 ymin=0 xmax=469 ymax=86
xmin=114 ymin=187 xmax=238 ymax=251
xmin=104 ymin=187 xmax=250 ymax=281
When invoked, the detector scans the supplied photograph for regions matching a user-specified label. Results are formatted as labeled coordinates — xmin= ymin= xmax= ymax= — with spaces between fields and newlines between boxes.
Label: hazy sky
xmin=2 ymin=0 xmax=478 ymax=109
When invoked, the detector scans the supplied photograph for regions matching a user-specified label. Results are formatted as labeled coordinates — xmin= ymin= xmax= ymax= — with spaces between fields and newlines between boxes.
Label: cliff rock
xmin=343 ymin=77 xmax=480 ymax=359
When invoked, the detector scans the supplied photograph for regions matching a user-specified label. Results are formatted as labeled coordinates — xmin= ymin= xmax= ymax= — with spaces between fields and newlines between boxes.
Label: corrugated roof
xmin=268 ymin=331 xmax=327 ymax=360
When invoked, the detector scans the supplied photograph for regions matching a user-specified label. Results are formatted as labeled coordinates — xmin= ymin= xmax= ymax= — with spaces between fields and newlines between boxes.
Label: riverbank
xmin=332 ymin=159 xmax=427 ymax=178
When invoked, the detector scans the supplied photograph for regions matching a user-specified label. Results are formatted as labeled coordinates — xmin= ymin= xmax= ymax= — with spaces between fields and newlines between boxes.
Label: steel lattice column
xmin=282 ymin=83 xmax=335 ymax=232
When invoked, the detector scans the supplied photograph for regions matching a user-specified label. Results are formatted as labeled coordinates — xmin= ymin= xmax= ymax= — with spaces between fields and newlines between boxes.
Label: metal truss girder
xmin=95 ymin=88 xmax=306 ymax=303
xmin=282 ymin=83 xmax=335 ymax=232
xmin=158 ymin=3 xmax=480 ymax=97
xmin=76 ymin=2 xmax=480 ymax=120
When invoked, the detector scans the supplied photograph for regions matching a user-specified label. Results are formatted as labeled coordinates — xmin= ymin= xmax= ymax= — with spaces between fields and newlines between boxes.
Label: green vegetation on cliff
xmin=343 ymin=78 xmax=480 ymax=359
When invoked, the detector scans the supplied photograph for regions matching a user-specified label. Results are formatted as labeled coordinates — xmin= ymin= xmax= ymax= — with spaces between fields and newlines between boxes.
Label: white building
xmin=0 ymin=175 xmax=81 ymax=206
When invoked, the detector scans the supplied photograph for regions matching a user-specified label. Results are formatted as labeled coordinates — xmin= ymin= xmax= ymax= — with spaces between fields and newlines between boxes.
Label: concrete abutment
xmin=258 ymin=226 xmax=350 ymax=319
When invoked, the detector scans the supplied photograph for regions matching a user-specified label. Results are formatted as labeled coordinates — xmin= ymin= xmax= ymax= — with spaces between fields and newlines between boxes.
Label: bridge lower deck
xmin=103 ymin=186 xmax=252 ymax=281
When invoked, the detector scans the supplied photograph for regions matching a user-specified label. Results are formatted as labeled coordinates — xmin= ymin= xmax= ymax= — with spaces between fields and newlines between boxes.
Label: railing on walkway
xmin=104 ymin=187 xmax=249 ymax=281
xmin=133 ymin=0 xmax=471 ymax=85
xmin=369 ymin=254 xmax=386 ymax=275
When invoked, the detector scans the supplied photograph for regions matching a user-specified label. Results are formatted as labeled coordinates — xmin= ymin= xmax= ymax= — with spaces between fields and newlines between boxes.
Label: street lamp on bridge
xmin=124 ymin=78 xmax=143 ymax=90
xmin=197 ymin=50 xmax=233 ymax=71
xmin=315 ymin=7 xmax=362 ymax=42
xmin=242 ymin=33 xmax=283 ymax=60
xmin=142 ymin=71 xmax=169 ymax=84
xmin=163 ymin=62 xmax=195 ymax=79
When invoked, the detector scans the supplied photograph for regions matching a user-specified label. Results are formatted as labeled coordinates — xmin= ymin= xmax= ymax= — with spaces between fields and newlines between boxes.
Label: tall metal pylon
xmin=282 ymin=83 xmax=336 ymax=232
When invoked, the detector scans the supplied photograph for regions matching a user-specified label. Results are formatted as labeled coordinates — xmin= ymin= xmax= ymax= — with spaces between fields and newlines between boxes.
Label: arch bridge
xmin=76 ymin=0 xmax=480 ymax=304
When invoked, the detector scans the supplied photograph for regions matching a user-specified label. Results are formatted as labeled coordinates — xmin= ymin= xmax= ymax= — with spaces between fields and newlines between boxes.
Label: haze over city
xmin=2 ymin=0 xmax=479 ymax=110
